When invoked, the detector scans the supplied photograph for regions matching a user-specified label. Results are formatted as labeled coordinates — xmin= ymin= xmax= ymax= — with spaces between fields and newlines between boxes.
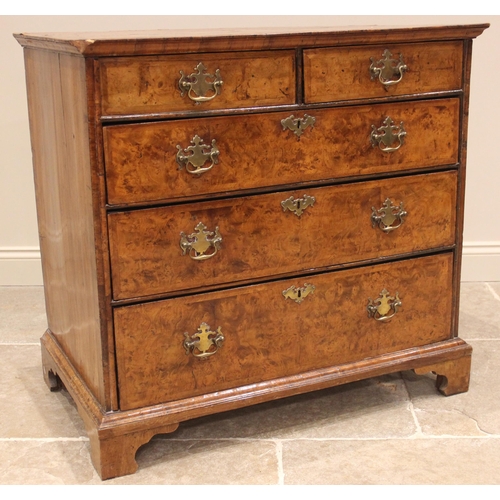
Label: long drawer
xmin=99 ymin=50 xmax=296 ymax=116
xmin=114 ymin=253 xmax=453 ymax=410
xmin=304 ymin=41 xmax=463 ymax=103
xmin=108 ymin=170 xmax=457 ymax=300
xmin=104 ymin=98 xmax=459 ymax=205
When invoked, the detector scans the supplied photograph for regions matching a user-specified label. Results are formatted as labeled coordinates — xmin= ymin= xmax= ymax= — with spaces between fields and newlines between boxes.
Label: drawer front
xmin=108 ymin=171 xmax=457 ymax=300
xmin=99 ymin=51 xmax=296 ymax=116
xmin=104 ymin=98 xmax=459 ymax=206
xmin=304 ymin=41 xmax=463 ymax=103
xmin=114 ymin=253 xmax=453 ymax=410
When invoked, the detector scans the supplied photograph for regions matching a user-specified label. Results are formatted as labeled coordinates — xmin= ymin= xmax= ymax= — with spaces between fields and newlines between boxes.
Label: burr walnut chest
xmin=15 ymin=24 xmax=488 ymax=479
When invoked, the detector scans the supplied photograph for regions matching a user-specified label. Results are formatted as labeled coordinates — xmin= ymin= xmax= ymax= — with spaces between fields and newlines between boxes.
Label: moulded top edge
xmin=13 ymin=23 xmax=490 ymax=57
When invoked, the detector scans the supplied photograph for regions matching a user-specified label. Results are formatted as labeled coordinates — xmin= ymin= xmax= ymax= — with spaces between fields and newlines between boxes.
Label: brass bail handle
xmin=178 ymin=62 xmax=223 ymax=103
xmin=371 ymin=198 xmax=407 ymax=233
xmin=183 ymin=322 xmax=225 ymax=358
xmin=180 ymin=222 xmax=222 ymax=261
xmin=369 ymin=49 xmax=408 ymax=88
xmin=371 ymin=116 xmax=406 ymax=153
xmin=367 ymin=289 xmax=402 ymax=321
xmin=176 ymin=135 xmax=220 ymax=176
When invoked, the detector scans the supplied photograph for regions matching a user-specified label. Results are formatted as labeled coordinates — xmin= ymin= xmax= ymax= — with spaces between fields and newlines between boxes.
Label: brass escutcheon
xmin=283 ymin=283 xmax=316 ymax=304
xmin=371 ymin=117 xmax=406 ymax=153
xmin=367 ymin=289 xmax=402 ymax=322
xmin=369 ymin=49 xmax=408 ymax=88
xmin=180 ymin=222 xmax=222 ymax=261
xmin=183 ymin=322 xmax=225 ymax=358
xmin=281 ymin=194 xmax=316 ymax=217
xmin=281 ymin=114 xmax=316 ymax=137
xmin=178 ymin=62 xmax=223 ymax=103
xmin=371 ymin=198 xmax=407 ymax=233
xmin=176 ymin=135 xmax=220 ymax=176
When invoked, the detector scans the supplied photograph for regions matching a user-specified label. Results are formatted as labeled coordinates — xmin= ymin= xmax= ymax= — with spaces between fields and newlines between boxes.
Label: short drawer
xmin=104 ymin=98 xmax=459 ymax=206
xmin=99 ymin=50 xmax=296 ymax=116
xmin=114 ymin=252 xmax=453 ymax=410
xmin=108 ymin=171 xmax=457 ymax=300
xmin=304 ymin=41 xmax=463 ymax=103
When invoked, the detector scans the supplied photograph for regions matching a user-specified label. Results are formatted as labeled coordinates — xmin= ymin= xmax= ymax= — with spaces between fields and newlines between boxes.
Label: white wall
xmin=0 ymin=15 xmax=498 ymax=284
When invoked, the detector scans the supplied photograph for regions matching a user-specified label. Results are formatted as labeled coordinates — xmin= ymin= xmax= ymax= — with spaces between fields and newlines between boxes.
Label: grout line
xmin=160 ymin=435 xmax=500 ymax=442
xmin=0 ymin=342 xmax=40 ymax=346
xmin=0 ymin=437 xmax=88 ymax=442
xmin=408 ymin=400 xmax=423 ymax=438
xmin=3 ymin=435 xmax=500 ymax=446
xmin=486 ymin=283 xmax=500 ymax=302
xmin=275 ymin=440 xmax=284 ymax=485
xmin=461 ymin=338 xmax=500 ymax=342
xmin=400 ymin=372 xmax=424 ymax=439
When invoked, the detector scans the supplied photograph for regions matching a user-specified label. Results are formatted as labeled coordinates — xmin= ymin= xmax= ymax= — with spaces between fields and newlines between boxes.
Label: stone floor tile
xmin=0 ymin=345 xmax=86 ymax=438
xmin=175 ymin=374 xmax=416 ymax=440
xmin=403 ymin=341 xmax=500 ymax=436
xmin=282 ymin=438 xmax=500 ymax=484
xmin=0 ymin=286 xmax=46 ymax=343
xmin=109 ymin=439 xmax=279 ymax=485
xmin=458 ymin=283 xmax=500 ymax=340
xmin=487 ymin=282 xmax=500 ymax=302
xmin=0 ymin=440 xmax=96 ymax=484
xmin=0 ymin=439 xmax=279 ymax=484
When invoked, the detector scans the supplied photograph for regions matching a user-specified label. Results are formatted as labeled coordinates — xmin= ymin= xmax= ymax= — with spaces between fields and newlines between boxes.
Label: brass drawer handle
xmin=369 ymin=49 xmax=408 ymax=88
xmin=371 ymin=198 xmax=407 ymax=233
xmin=183 ymin=322 xmax=225 ymax=358
xmin=176 ymin=135 xmax=220 ymax=176
xmin=178 ymin=62 xmax=223 ymax=103
xmin=281 ymin=114 xmax=316 ymax=137
xmin=367 ymin=289 xmax=402 ymax=321
xmin=283 ymin=283 xmax=316 ymax=304
xmin=281 ymin=194 xmax=315 ymax=217
xmin=370 ymin=117 xmax=406 ymax=153
xmin=180 ymin=222 xmax=222 ymax=261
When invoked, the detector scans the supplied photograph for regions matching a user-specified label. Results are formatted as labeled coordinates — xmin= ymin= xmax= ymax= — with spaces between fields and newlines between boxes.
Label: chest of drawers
xmin=15 ymin=24 xmax=488 ymax=480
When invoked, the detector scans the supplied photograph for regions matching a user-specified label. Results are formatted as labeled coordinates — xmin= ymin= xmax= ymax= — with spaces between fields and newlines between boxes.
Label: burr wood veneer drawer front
xmin=103 ymin=98 xmax=459 ymax=206
xmin=114 ymin=252 xmax=453 ymax=410
xmin=99 ymin=50 xmax=296 ymax=116
xmin=108 ymin=170 xmax=457 ymax=301
xmin=304 ymin=41 xmax=463 ymax=103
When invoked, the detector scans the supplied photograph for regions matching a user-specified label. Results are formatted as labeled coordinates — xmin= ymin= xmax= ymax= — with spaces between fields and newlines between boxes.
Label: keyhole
xmin=297 ymin=290 xmax=302 ymax=298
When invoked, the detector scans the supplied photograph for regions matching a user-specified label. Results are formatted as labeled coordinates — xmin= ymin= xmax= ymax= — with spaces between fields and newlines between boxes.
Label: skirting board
xmin=461 ymin=242 xmax=500 ymax=282
xmin=0 ymin=243 xmax=499 ymax=285
xmin=0 ymin=247 xmax=43 ymax=285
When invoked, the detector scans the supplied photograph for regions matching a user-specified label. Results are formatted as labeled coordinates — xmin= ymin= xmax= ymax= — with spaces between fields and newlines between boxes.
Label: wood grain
xmin=108 ymin=171 xmax=457 ymax=300
xmin=114 ymin=253 xmax=454 ymax=410
xmin=99 ymin=50 xmax=296 ymax=116
xmin=104 ymin=98 xmax=460 ymax=206
xmin=13 ymin=24 xmax=489 ymax=56
xmin=23 ymin=48 xmax=106 ymax=406
xmin=16 ymin=24 xmax=487 ymax=479
xmin=304 ymin=41 xmax=463 ymax=103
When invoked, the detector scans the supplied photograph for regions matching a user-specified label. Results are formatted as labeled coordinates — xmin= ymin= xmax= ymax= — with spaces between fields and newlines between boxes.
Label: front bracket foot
xmin=413 ymin=354 xmax=471 ymax=396
xmin=89 ymin=423 xmax=180 ymax=480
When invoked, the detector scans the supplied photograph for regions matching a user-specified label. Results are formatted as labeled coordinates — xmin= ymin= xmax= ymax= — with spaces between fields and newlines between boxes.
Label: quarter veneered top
xmin=13 ymin=24 xmax=489 ymax=56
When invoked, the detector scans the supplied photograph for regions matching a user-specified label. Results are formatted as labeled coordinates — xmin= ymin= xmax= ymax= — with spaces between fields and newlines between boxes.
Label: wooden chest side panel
xmin=23 ymin=48 xmax=106 ymax=405
xmin=108 ymin=171 xmax=457 ymax=300
xmin=104 ymin=98 xmax=460 ymax=206
xmin=304 ymin=41 xmax=463 ymax=103
xmin=114 ymin=253 xmax=453 ymax=410
xmin=99 ymin=50 xmax=296 ymax=116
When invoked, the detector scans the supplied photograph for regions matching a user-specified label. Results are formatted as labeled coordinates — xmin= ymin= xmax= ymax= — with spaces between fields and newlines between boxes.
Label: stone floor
xmin=0 ymin=283 xmax=499 ymax=485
